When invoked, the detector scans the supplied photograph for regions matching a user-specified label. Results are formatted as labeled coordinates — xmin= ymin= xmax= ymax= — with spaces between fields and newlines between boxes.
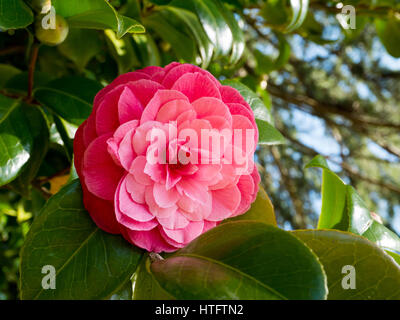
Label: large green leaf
xmin=0 ymin=64 xmax=21 ymax=89
xmin=151 ymin=255 xmax=284 ymax=299
xmin=306 ymin=155 xmax=400 ymax=253
xmin=105 ymin=29 xmax=141 ymax=74
xmin=58 ymin=29 xmax=102 ymax=70
xmin=4 ymin=71 xmax=53 ymax=94
xmin=221 ymin=80 xmax=285 ymax=145
xmin=285 ymin=0 xmax=309 ymax=33
xmin=132 ymin=33 xmax=161 ymax=67
xmin=53 ymin=116 xmax=75 ymax=161
xmin=142 ymin=222 xmax=327 ymax=299
xmin=20 ymin=180 xmax=143 ymax=299
xmin=34 ymin=76 xmax=102 ymax=125
xmin=9 ymin=106 xmax=49 ymax=197
xmin=255 ymin=119 xmax=286 ymax=145
xmin=167 ymin=0 xmax=244 ymax=64
xmin=0 ymin=0 xmax=34 ymax=30
xmin=387 ymin=251 xmax=400 ymax=266
xmin=261 ymin=0 xmax=309 ymax=33
xmin=171 ymin=0 xmax=233 ymax=56
xmin=261 ymin=0 xmax=289 ymax=26
xmin=375 ymin=15 xmax=400 ymax=58
xmin=0 ymin=96 xmax=47 ymax=187
xmin=143 ymin=11 xmax=197 ymax=63
xmin=293 ymin=230 xmax=400 ymax=300
xmin=224 ymin=186 xmax=277 ymax=225
xmin=0 ymin=94 xmax=18 ymax=123
xmin=214 ymin=0 xmax=245 ymax=64
xmin=52 ymin=0 xmax=145 ymax=38
xmin=165 ymin=6 xmax=214 ymax=68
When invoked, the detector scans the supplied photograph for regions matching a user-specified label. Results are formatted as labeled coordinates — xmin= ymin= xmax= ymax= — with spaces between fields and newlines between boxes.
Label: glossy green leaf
xmin=4 ymin=71 xmax=52 ymax=94
xmin=132 ymin=33 xmax=161 ymax=67
xmin=221 ymin=80 xmax=285 ymax=145
xmin=20 ymin=180 xmax=143 ymax=299
xmin=285 ymin=0 xmax=309 ymax=33
xmin=148 ymin=222 xmax=327 ymax=300
xmin=306 ymin=155 xmax=400 ymax=253
xmin=0 ymin=0 xmax=34 ymax=30
xmin=214 ymin=0 xmax=245 ymax=64
xmin=375 ymin=16 xmax=400 ymax=58
xmin=274 ymin=35 xmax=291 ymax=69
xmin=261 ymin=0 xmax=289 ymax=26
xmin=148 ymin=0 xmax=173 ymax=4
xmin=34 ymin=76 xmax=102 ymax=125
xmin=293 ymin=230 xmax=400 ymax=300
xmin=256 ymin=119 xmax=286 ymax=145
xmin=224 ymin=186 xmax=277 ymax=225
xmin=52 ymin=0 xmax=145 ymax=38
xmin=9 ymin=107 xmax=49 ymax=197
xmin=0 ymin=96 xmax=47 ymax=187
xmin=0 ymin=64 xmax=21 ymax=88
xmin=387 ymin=251 xmax=400 ymax=266
xmin=165 ymin=6 xmax=214 ymax=68
xmin=152 ymin=255 xmax=284 ymax=299
xmin=166 ymin=0 xmax=244 ymax=64
xmin=173 ymin=0 xmax=233 ymax=56
xmin=105 ymin=29 xmax=140 ymax=74
xmin=0 ymin=94 xmax=18 ymax=123
xmin=53 ymin=116 xmax=74 ymax=161
xmin=143 ymin=11 xmax=197 ymax=63
xmin=58 ymin=29 xmax=102 ymax=70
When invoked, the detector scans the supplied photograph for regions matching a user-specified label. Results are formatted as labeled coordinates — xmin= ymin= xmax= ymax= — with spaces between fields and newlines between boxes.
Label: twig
xmin=27 ymin=42 xmax=40 ymax=102
xmin=0 ymin=45 xmax=25 ymax=56
xmin=280 ymin=131 xmax=400 ymax=195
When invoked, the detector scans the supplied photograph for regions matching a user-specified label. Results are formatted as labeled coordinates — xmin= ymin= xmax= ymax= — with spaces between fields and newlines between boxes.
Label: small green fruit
xmin=35 ymin=14 xmax=69 ymax=46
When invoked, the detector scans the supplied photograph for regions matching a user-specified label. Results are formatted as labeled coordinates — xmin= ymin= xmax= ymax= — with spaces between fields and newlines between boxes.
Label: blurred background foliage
xmin=1 ymin=0 xmax=400 ymax=299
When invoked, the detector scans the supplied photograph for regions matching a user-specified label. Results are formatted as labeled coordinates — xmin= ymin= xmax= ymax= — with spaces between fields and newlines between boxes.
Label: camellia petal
xmin=83 ymin=134 xmax=124 ymax=201
xmin=171 ymin=73 xmax=221 ymax=102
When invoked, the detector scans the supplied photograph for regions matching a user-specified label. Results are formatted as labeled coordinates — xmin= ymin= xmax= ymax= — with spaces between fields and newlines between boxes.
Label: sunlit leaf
xmin=306 ymin=155 xmax=400 ymax=253
xmin=20 ymin=180 xmax=143 ymax=299
xmin=0 ymin=0 xmax=33 ymax=30
xmin=52 ymin=0 xmax=145 ymax=38
xmin=142 ymin=222 xmax=327 ymax=300
xmin=294 ymin=230 xmax=400 ymax=300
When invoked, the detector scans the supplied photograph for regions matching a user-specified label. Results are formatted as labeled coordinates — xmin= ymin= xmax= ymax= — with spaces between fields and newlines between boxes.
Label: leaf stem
xmin=27 ymin=42 xmax=40 ymax=102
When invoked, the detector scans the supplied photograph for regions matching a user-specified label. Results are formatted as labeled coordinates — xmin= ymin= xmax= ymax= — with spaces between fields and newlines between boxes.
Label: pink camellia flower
xmin=73 ymin=62 xmax=260 ymax=252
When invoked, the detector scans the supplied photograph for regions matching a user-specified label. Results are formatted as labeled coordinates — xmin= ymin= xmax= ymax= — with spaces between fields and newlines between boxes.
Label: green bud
xmin=35 ymin=14 xmax=69 ymax=46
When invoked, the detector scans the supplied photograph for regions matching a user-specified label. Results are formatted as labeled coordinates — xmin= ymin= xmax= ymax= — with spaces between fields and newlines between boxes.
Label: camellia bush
xmin=1 ymin=0 xmax=400 ymax=300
